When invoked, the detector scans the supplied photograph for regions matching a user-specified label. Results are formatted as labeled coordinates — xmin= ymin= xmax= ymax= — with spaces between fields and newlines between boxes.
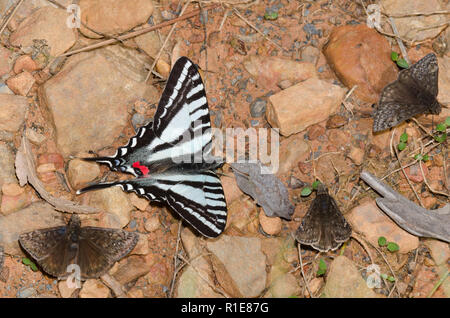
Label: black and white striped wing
xmin=78 ymin=170 xmax=227 ymax=238
xmin=84 ymin=57 xmax=214 ymax=175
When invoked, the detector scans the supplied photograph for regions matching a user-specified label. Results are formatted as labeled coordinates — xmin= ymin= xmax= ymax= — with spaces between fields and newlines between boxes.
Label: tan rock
xmin=1 ymin=192 xmax=31 ymax=215
xmin=304 ymin=277 xmax=323 ymax=297
xmin=225 ymin=198 xmax=258 ymax=232
xmin=129 ymin=193 xmax=149 ymax=211
xmin=0 ymin=46 xmax=13 ymax=76
xmin=437 ymin=56 xmax=450 ymax=106
xmin=87 ymin=187 xmax=133 ymax=228
xmin=131 ymin=233 xmax=150 ymax=255
xmin=221 ymin=173 xmax=243 ymax=205
xmin=58 ymin=280 xmax=79 ymax=298
xmin=1 ymin=183 xmax=24 ymax=196
xmin=322 ymin=256 xmax=379 ymax=298
xmin=0 ymin=93 xmax=28 ymax=132
xmin=37 ymin=163 xmax=56 ymax=174
xmin=381 ymin=0 xmax=448 ymax=42
xmin=323 ymin=24 xmax=398 ymax=103
xmin=244 ymin=56 xmax=316 ymax=91
xmin=270 ymin=272 xmax=300 ymax=298
xmin=10 ymin=6 xmax=77 ymax=56
xmin=348 ymin=146 xmax=365 ymax=166
xmin=278 ymin=133 xmax=309 ymax=176
xmin=79 ymin=279 xmax=110 ymax=298
xmin=80 ymin=0 xmax=154 ymax=38
xmin=259 ymin=212 xmax=282 ymax=236
xmin=6 ymin=71 xmax=35 ymax=96
xmin=66 ymin=159 xmax=100 ymax=190
xmin=347 ymin=200 xmax=419 ymax=253
xmin=207 ymin=235 xmax=266 ymax=297
xmin=40 ymin=49 xmax=148 ymax=156
xmin=113 ymin=255 xmax=152 ymax=285
xmin=25 ymin=128 xmax=46 ymax=145
xmin=144 ymin=214 xmax=160 ymax=232
xmin=267 ymin=77 xmax=346 ymax=136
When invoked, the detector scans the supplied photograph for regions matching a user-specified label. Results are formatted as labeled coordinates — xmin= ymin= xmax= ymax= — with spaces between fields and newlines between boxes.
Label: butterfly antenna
xmin=76 ymin=181 xmax=120 ymax=195
xmin=82 ymin=156 xmax=117 ymax=169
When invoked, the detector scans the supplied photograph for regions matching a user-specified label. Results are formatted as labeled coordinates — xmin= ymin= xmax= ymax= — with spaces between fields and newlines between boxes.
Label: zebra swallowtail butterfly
xmin=77 ymin=57 xmax=227 ymax=238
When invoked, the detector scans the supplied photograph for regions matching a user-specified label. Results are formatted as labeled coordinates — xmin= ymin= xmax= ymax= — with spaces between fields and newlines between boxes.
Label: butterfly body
xmin=373 ymin=53 xmax=441 ymax=132
xmin=79 ymin=57 xmax=227 ymax=238
xmin=19 ymin=215 xmax=138 ymax=280
xmin=295 ymin=185 xmax=352 ymax=252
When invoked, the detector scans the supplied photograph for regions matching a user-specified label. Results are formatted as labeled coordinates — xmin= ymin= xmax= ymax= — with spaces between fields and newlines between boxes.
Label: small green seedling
xmin=317 ymin=258 xmax=327 ymax=276
xmin=390 ymin=51 xmax=409 ymax=68
xmin=22 ymin=257 xmax=38 ymax=272
xmin=414 ymin=154 xmax=429 ymax=162
xmin=301 ymin=180 xmax=321 ymax=197
xmin=381 ymin=273 xmax=396 ymax=282
xmin=378 ymin=236 xmax=387 ymax=247
xmin=264 ymin=11 xmax=278 ymax=20
xmin=398 ymin=132 xmax=408 ymax=151
xmin=387 ymin=242 xmax=399 ymax=252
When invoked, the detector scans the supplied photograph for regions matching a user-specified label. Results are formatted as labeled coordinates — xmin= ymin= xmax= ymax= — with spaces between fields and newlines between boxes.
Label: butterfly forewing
xmin=373 ymin=53 xmax=441 ymax=132
xmin=19 ymin=226 xmax=78 ymax=278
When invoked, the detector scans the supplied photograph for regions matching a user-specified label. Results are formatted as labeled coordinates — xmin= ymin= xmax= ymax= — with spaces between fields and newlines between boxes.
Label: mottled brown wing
xmin=77 ymin=227 xmax=138 ymax=279
xmin=405 ymin=53 xmax=438 ymax=97
xmin=295 ymin=191 xmax=351 ymax=252
xmin=19 ymin=227 xmax=78 ymax=278
xmin=373 ymin=53 xmax=440 ymax=132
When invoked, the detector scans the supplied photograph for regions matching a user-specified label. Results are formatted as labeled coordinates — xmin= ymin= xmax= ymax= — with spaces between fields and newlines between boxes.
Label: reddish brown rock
xmin=13 ymin=55 xmax=40 ymax=74
xmin=326 ymin=114 xmax=348 ymax=129
xmin=323 ymin=24 xmax=398 ymax=103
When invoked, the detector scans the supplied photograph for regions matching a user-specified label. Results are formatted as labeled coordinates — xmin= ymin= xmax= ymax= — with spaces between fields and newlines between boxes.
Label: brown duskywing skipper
xmin=373 ymin=53 xmax=442 ymax=132
xmin=294 ymin=184 xmax=352 ymax=252
xmin=19 ymin=214 xmax=138 ymax=280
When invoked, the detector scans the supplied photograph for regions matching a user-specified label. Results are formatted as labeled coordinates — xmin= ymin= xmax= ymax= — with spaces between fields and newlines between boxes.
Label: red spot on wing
xmin=132 ymin=161 xmax=149 ymax=176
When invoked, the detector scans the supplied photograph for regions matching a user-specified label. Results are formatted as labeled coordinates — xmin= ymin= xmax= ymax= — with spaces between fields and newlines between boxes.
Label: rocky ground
xmin=0 ymin=0 xmax=449 ymax=298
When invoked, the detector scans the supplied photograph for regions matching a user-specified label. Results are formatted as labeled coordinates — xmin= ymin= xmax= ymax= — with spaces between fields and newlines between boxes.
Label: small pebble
xmin=250 ymin=98 xmax=267 ymax=117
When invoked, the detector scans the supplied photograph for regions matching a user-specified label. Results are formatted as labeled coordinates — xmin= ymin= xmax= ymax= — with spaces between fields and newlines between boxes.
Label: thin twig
xmin=297 ymin=244 xmax=313 ymax=298
xmin=392 ymin=132 xmax=424 ymax=207
xmin=0 ymin=0 xmax=24 ymax=36
xmin=382 ymin=10 xmax=450 ymax=18
xmin=419 ymin=160 xmax=449 ymax=197
xmin=145 ymin=1 xmax=192 ymax=82
xmin=351 ymin=233 xmax=374 ymax=264
xmin=388 ymin=17 xmax=410 ymax=64
xmin=169 ymin=220 xmax=183 ymax=298
xmin=178 ymin=254 xmax=230 ymax=298
xmin=232 ymin=7 xmax=288 ymax=53
xmin=427 ymin=269 xmax=449 ymax=298
xmin=60 ymin=3 xmax=219 ymax=57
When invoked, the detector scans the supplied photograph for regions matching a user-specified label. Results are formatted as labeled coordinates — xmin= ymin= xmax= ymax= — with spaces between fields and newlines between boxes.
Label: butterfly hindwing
xmin=373 ymin=53 xmax=441 ymax=132
xmin=80 ymin=169 xmax=227 ymax=238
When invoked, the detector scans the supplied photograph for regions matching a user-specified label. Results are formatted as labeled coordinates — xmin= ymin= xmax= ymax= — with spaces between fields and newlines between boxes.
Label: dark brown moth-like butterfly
xmin=19 ymin=214 xmax=138 ymax=280
xmin=294 ymin=184 xmax=352 ymax=252
xmin=373 ymin=53 xmax=442 ymax=132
